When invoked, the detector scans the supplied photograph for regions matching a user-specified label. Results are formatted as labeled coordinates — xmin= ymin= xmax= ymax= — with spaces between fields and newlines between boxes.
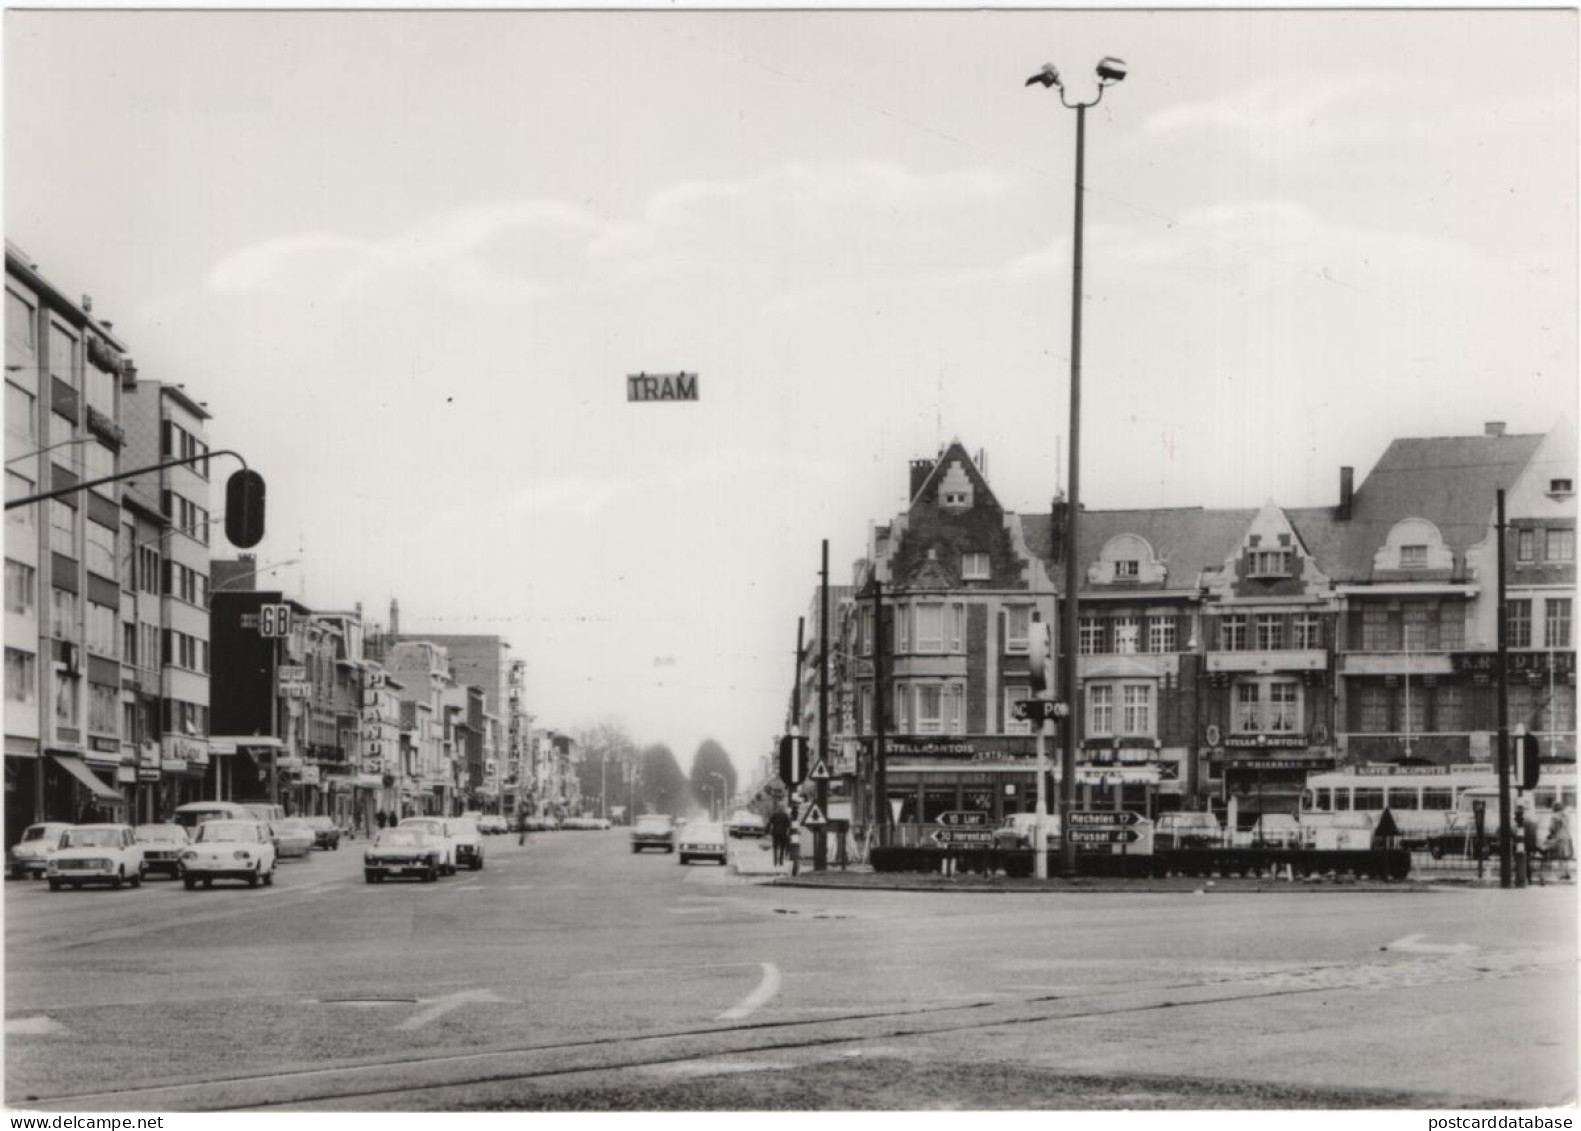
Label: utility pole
xmin=873 ymin=578 xmax=888 ymax=848
xmin=1496 ymin=489 xmax=1513 ymax=888
xmin=816 ymin=539 xmax=830 ymax=871
xmin=793 ymin=617 xmax=804 ymax=737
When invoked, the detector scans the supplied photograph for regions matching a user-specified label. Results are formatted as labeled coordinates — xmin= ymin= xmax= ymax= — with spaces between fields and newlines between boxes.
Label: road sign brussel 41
xmin=1067 ymin=827 xmax=1141 ymax=845
xmin=938 ymin=811 xmax=989 ymax=827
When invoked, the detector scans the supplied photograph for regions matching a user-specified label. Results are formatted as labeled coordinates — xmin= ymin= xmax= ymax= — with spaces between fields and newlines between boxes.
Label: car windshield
xmin=451 ymin=819 xmax=478 ymax=835
xmin=136 ymin=826 xmax=186 ymax=843
xmin=378 ymin=830 xmax=427 ymax=848
xmin=61 ymin=828 xmax=122 ymax=848
xmin=403 ymin=820 xmax=443 ymax=834
xmin=635 ymin=817 xmax=672 ymax=832
xmin=687 ymin=824 xmax=724 ymax=839
xmin=196 ymin=822 xmax=256 ymax=843
xmin=21 ymin=826 xmax=56 ymax=843
xmin=276 ymin=820 xmax=310 ymax=831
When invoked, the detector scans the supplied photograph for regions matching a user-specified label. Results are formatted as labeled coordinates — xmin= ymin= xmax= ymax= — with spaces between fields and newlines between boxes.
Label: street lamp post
xmin=709 ymin=771 xmax=727 ymax=822
xmin=1027 ymin=56 xmax=1127 ymax=879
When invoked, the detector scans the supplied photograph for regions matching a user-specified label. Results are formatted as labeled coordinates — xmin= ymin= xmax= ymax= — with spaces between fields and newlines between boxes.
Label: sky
xmin=5 ymin=8 xmax=1576 ymax=783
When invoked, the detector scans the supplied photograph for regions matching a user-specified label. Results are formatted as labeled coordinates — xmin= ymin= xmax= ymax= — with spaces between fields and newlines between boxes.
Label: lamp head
xmin=1025 ymin=63 xmax=1061 ymax=89
xmin=1096 ymin=56 xmax=1128 ymax=85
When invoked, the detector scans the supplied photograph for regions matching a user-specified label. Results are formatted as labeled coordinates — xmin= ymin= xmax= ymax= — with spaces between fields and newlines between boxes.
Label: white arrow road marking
xmin=396 ymin=988 xmax=513 ymax=1031
xmin=6 ymin=1015 xmax=69 ymax=1036
xmin=716 ymin=962 xmax=781 ymax=1022
xmin=1384 ymin=933 xmax=1475 ymax=955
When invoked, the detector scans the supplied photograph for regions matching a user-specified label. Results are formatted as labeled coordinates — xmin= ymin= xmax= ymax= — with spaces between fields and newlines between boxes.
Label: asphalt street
xmin=5 ymin=828 xmax=1575 ymax=1111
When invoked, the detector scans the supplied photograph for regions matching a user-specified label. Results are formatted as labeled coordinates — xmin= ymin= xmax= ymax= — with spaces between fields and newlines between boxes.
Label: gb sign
xmin=258 ymin=603 xmax=294 ymax=638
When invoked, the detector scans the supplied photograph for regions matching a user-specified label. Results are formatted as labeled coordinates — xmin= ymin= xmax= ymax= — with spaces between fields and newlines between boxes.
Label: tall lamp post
xmin=1027 ymin=56 xmax=1128 ymax=878
xmin=709 ymin=771 xmax=727 ymax=821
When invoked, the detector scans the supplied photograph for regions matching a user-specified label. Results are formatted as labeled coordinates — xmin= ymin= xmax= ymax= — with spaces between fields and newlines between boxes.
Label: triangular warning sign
xmin=801 ymin=802 xmax=827 ymax=826
xmin=808 ymin=759 xmax=831 ymax=780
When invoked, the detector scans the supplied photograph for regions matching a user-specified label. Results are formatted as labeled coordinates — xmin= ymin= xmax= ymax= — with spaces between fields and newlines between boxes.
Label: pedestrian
xmin=1543 ymin=804 xmax=1572 ymax=881
xmin=769 ymin=807 xmax=791 ymax=867
xmin=376 ymin=810 xmax=387 ymax=830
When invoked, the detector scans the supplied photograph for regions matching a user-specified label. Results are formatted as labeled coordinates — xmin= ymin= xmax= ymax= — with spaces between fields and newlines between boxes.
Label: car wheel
xmin=112 ymin=868 xmax=124 ymax=890
xmin=48 ymin=878 xmax=61 ymax=892
xmin=679 ymin=854 xmax=689 ymax=865
xmin=631 ymin=845 xmax=640 ymax=853
xmin=262 ymin=868 xmax=274 ymax=887
xmin=203 ymin=878 xmax=213 ymax=888
xmin=247 ymin=869 xmax=259 ymax=888
xmin=471 ymin=855 xmax=482 ymax=871
xmin=131 ymin=870 xmax=143 ymax=888
xmin=365 ymin=871 xmax=378 ymax=884
xmin=183 ymin=876 xmax=197 ymax=890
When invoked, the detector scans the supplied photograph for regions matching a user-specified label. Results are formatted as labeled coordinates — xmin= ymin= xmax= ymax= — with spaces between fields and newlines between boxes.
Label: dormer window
xmin=1399 ymin=545 xmax=1428 ymax=569
xmin=1248 ymin=550 xmax=1289 ymax=577
xmin=962 ymin=552 xmax=990 ymax=580
xmin=1113 ymin=560 xmax=1139 ymax=580
xmin=943 ymin=492 xmax=967 ymax=506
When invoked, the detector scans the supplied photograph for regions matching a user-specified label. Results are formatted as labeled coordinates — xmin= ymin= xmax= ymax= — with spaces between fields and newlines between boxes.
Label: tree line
xmin=572 ymin=720 xmax=739 ymax=819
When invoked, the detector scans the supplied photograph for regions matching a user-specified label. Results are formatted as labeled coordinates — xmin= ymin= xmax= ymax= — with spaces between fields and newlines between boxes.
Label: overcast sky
xmin=6 ymin=9 xmax=1575 ymax=781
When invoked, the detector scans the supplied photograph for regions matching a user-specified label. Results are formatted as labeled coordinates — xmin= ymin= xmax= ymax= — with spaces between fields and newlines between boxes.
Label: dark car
xmin=728 ymin=809 xmax=768 ymax=839
xmin=305 ymin=816 xmax=341 ymax=851
xmin=364 ymin=828 xmax=444 ymax=883
xmin=631 ymin=814 xmax=677 ymax=853
xmin=134 ymin=824 xmax=191 ymax=878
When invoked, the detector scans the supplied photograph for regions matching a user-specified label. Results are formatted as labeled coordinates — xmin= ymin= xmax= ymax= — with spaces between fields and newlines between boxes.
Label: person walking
xmin=376 ymin=810 xmax=387 ymax=831
xmin=769 ymin=807 xmax=791 ymax=867
xmin=1543 ymin=804 xmax=1572 ymax=881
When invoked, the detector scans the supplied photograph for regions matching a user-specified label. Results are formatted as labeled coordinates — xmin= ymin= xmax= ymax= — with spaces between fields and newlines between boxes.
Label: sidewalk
xmin=729 ymin=838 xmax=792 ymax=877
xmin=764 ymin=869 xmax=1441 ymax=894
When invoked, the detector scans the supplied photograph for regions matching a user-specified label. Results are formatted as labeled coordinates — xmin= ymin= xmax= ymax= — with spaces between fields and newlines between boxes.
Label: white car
xmin=398 ymin=818 xmax=459 ymax=875
xmin=269 ymin=818 xmax=316 ymax=858
xmin=180 ymin=820 xmax=277 ymax=889
xmin=9 ymin=822 xmax=71 ymax=880
xmin=47 ymin=825 xmax=146 ymax=891
xmin=446 ymin=817 xmax=485 ymax=870
xmin=678 ymin=820 xmax=728 ymax=866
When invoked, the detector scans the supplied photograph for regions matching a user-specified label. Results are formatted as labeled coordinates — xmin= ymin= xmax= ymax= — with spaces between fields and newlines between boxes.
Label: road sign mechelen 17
xmin=938 ymin=811 xmax=989 ymax=827
xmin=1067 ymin=810 xmax=1142 ymax=828
xmin=1066 ymin=828 xmax=1141 ymax=845
xmin=931 ymin=828 xmax=996 ymax=847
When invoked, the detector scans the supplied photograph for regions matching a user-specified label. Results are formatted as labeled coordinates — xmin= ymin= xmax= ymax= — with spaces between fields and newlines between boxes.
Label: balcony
xmin=85 ymin=405 xmax=124 ymax=451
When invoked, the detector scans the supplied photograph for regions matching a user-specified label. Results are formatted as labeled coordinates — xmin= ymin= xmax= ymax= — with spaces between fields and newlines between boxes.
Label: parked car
xmin=8 ymin=822 xmax=71 ymax=880
xmin=477 ymin=815 xmax=506 ymax=835
xmin=304 ymin=816 xmax=341 ymax=851
xmin=239 ymin=802 xmax=286 ymax=825
xmin=1153 ymin=812 xmax=1224 ymax=851
xmin=678 ymin=820 xmax=728 ymax=865
xmin=631 ymin=814 xmax=677 ymax=853
xmin=994 ymin=813 xmax=1061 ymax=851
xmin=364 ymin=828 xmax=444 ymax=883
xmin=447 ymin=817 xmax=485 ymax=870
xmin=270 ymin=818 xmax=316 ymax=858
xmin=47 ymin=825 xmax=146 ymax=891
xmin=398 ymin=818 xmax=459 ymax=874
xmin=134 ymin=824 xmax=191 ymax=878
xmin=727 ymin=810 xmax=767 ymax=839
xmin=180 ymin=820 xmax=277 ymax=889
xmin=171 ymin=801 xmax=255 ymax=832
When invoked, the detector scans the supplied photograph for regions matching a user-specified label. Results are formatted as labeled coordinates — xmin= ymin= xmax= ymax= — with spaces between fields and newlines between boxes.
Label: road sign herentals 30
xmin=627 ymin=372 xmax=699 ymax=402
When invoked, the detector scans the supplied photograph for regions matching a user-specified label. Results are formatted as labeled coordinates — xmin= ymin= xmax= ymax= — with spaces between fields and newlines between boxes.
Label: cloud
xmin=1143 ymin=76 xmax=1396 ymax=139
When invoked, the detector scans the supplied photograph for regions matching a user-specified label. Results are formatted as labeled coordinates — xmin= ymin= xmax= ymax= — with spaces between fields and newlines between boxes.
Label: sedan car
xmin=727 ymin=809 xmax=767 ymax=839
xmin=304 ymin=816 xmax=341 ymax=851
xmin=9 ymin=822 xmax=71 ymax=880
xmin=364 ymin=828 xmax=444 ymax=883
xmin=631 ymin=814 xmax=677 ymax=853
xmin=678 ymin=820 xmax=728 ymax=865
xmin=994 ymin=813 xmax=1061 ymax=851
xmin=47 ymin=825 xmax=146 ymax=890
xmin=134 ymin=824 xmax=191 ymax=878
xmin=398 ymin=818 xmax=458 ymax=874
xmin=1153 ymin=812 xmax=1224 ymax=851
xmin=269 ymin=818 xmax=316 ymax=858
xmin=180 ymin=820 xmax=277 ymax=889
xmin=447 ymin=817 xmax=485 ymax=870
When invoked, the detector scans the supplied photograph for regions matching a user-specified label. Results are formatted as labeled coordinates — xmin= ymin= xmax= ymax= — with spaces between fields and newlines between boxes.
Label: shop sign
xmin=1223 ymin=734 xmax=1307 ymax=749
xmin=116 ymin=765 xmax=136 ymax=784
xmin=1076 ymin=765 xmax=1160 ymax=785
xmin=886 ymin=738 xmax=976 ymax=757
xmin=1218 ymin=756 xmax=1333 ymax=772
xmin=281 ymin=681 xmax=312 ymax=699
xmin=278 ymin=665 xmax=306 ymax=682
xmin=89 ymin=736 xmax=119 ymax=754
xmin=1453 ymin=651 xmax=1574 ymax=676
xmin=162 ymin=735 xmax=209 ymax=768
xmin=300 ymin=766 xmax=320 ymax=785
xmin=1354 ymin=763 xmax=1450 ymax=776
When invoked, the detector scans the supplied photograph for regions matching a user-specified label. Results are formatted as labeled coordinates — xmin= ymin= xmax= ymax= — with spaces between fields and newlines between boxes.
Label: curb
xmin=765 ymin=876 xmax=1441 ymax=895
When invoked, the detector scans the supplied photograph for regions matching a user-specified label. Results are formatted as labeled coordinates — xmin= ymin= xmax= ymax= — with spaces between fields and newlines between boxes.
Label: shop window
xmin=922 ymin=787 xmax=957 ymax=824
xmin=963 ymin=788 xmax=994 ymax=819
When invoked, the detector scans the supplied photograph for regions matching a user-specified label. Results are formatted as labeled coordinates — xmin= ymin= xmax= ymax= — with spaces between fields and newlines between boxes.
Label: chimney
xmin=1338 ymin=467 xmax=1354 ymax=520
xmin=909 ymin=458 xmax=933 ymax=501
xmin=390 ymin=597 xmax=400 ymax=638
xmin=1485 ymin=421 xmax=1506 ymax=437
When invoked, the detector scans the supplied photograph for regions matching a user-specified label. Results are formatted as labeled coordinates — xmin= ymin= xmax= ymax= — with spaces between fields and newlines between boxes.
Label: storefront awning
xmin=51 ymin=752 xmax=124 ymax=803
xmin=209 ymin=736 xmax=284 ymax=756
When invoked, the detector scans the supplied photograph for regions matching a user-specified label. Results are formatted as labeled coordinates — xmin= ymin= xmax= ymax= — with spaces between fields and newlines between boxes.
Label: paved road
xmin=6 ymin=829 xmax=1575 ymax=1110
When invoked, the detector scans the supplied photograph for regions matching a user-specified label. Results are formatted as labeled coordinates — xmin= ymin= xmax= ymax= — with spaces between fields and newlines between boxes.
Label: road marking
xmin=6 ymin=1015 xmax=69 ymax=1036
xmin=395 ymin=988 xmax=513 ymax=1031
xmin=1383 ymin=934 xmax=1475 ymax=955
xmin=716 ymin=962 xmax=781 ymax=1022
xmin=505 ymin=884 xmax=535 ymax=891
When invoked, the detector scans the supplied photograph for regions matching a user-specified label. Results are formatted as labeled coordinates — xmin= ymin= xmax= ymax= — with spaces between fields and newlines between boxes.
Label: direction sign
xmin=800 ymin=803 xmax=827 ymax=827
xmin=931 ymin=828 xmax=996 ymax=847
xmin=938 ymin=811 xmax=989 ymax=828
xmin=1066 ymin=827 xmax=1141 ymax=845
xmin=1068 ymin=810 xmax=1143 ymax=828
xmin=808 ymin=759 xmax=831 ymax=781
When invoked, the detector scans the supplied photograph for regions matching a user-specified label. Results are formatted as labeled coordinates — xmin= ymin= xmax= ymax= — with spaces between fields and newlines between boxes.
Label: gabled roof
xmin=1314 ymin=433 xmax=1543 ymax=581
xmin=1023 ymin=507 xmax=1256 ymax=590
xmin=911 ymin=439 xmax=1001 ymax=511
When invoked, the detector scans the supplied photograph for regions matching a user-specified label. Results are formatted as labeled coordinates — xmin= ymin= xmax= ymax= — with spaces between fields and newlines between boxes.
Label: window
xmin=1361 ymin=604 xmax=1391 ymax=651
xmin=85 ymin=519 xmax=115 ymax=580
xmin=7 ymin=289 xmax=36 ymax=351
xmin=140 ymin=623 xmax=159 ymax=670
xmin=84 ymin=441 xmax=114 ymax=496
xmin=1005 ymin=606 xmax=1030 ymax=653
xmin=1267 ymin=681 xmax=1300 ymax=732
xmin=123 ymin=621 xmax=136 ymax=663
xmin=1079 ymin=617 xmax=1104 ymax=655
xmin=5 ymin=560 xmax=35 ymax=615
xmin=54 ymin=672 xmax=79 ymax=726
xmin=1112 ymin=616 xmax=1141 ymax=654
xmin=88 ymin=683 xmax=118 ymax=733
xmin=1518 ymin=529 xmax=1536 ymax=561
xmin=1422 ymin=788 xmax=1454 ymax=811
xmin=1401 ymin=686 xmax=1427 ymax=735
xmin=1358 ymin=685 xmax=1390 ymax=732
xmin=1399 ymin=545 xmax=1427 ymax=568
xmin=1435 ymin=684 xmax=1464 ymax=732
xmin=857 ymin=686 xmax=871 ymax=733
xmin=7 ymin=471 xmax=35 ymax=527
xmin=1235 ymin=683 xmax=1261 ymax=733
xmin=1147 ymin=615 xmax=1176 ymax=653
xmin=1508 ymin=599 xmax=1532 ymax=648
xmin=1385 ymin=787 xmax=1420 ymax=812
xmin=1113 ymin=559 xmax=1139 ymax=580
xmin=859 ymin=608 xmax=874 ymax=656
xmin=1255 ymin=615 xmax=1283 ymax=651
xmin=923 ymin=787 xmax=957 ymax=824
xmin=49 ymin=500 xmax=76 ymax=557
xmin=1352 ymin=788 xmax=1384 ymax=812
xmin=942 ymin=492 xmax=966 ymax=507
xmin=962 ymin=553 xmax=989 ymax=580
xmin=139 ymin=546 xmax=160 ymax=594
xmin=6 ymin=382 xmax=35 ymax=441
xmin=1402 ymin=603 xmax=1430 ymax=651
xmin=50 ymin=587 xmax=77 ymax=639
xmin=1121 ymin=683 xmax=1153 ymax=735
xmin=1547 ymin=529 xmax=1576 ymax=563
xmin=893 ymin=681 xmax=909 ymax=732
xmin=1088 ymin=685 xmax=1114 ymax=736
xmin=1551 ymin=478 xmax=1574 ymax=495
xmin=1439 ymin=605 xmax=1465 ymax=650
xmin=948 ymin=603 xmax=964 ymax=652
xmin=1220 ymin=614 xmax=1247 ymax=652
xmin=1547 ymin=598 xmax=1572 ymax=649
xmin=5 ymin=648 xmax=35 ymax=705
xmin=1249 ymin=550 xmax=1289 ymax=576
xmin=1333 ymin=788 xmax=1351 ymax=812
xmin=1004 ymin=684 xmax=1031 ymax=735
xmin=915 ymin=604 xmax=944 ymax=653
xmin=895 ymin=606 xmax=909 ymax=653
xmin=1292 ymin=614 xmax=1321 ymax=650
xmin=86 ymin=602 xmax=117 ymax=658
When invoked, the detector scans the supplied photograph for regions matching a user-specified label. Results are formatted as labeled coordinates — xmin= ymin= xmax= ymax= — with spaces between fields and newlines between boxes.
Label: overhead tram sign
xmin=626 ymin=372 xmax=699 ymax=402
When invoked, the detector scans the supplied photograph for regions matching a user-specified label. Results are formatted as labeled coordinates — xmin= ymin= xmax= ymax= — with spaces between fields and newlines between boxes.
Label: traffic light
xmin=225 ymin=470 xmax=267 ymax=549
xmin=1519 ymin=731 xmax=1541 ymax=792
xmin=1028 ymin=613 xmax=1054 ymax=695
xmin=778 ymin=734 xmax=808 ymax=785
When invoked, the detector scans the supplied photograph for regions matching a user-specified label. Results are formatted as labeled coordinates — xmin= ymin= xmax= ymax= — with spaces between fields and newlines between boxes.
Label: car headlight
xmin=180 ymin=850 xmax=199 ymax=862
xmin=365 ymin=852 xmax=376 ymax=864
xmin=233 ymin=850 xmax=252 ymax=861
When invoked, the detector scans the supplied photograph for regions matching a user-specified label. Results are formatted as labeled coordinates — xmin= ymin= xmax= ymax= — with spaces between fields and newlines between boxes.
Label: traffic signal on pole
xmin=1518 ymin=731 xmax=1541 ymax=791
xmin=778 ymin=734 xmax=808 ymax=785
xmin=1028 ymin=613 xmax=1054 ymax=696
xmin=225 ymin=470 xmax=267 ymax=549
